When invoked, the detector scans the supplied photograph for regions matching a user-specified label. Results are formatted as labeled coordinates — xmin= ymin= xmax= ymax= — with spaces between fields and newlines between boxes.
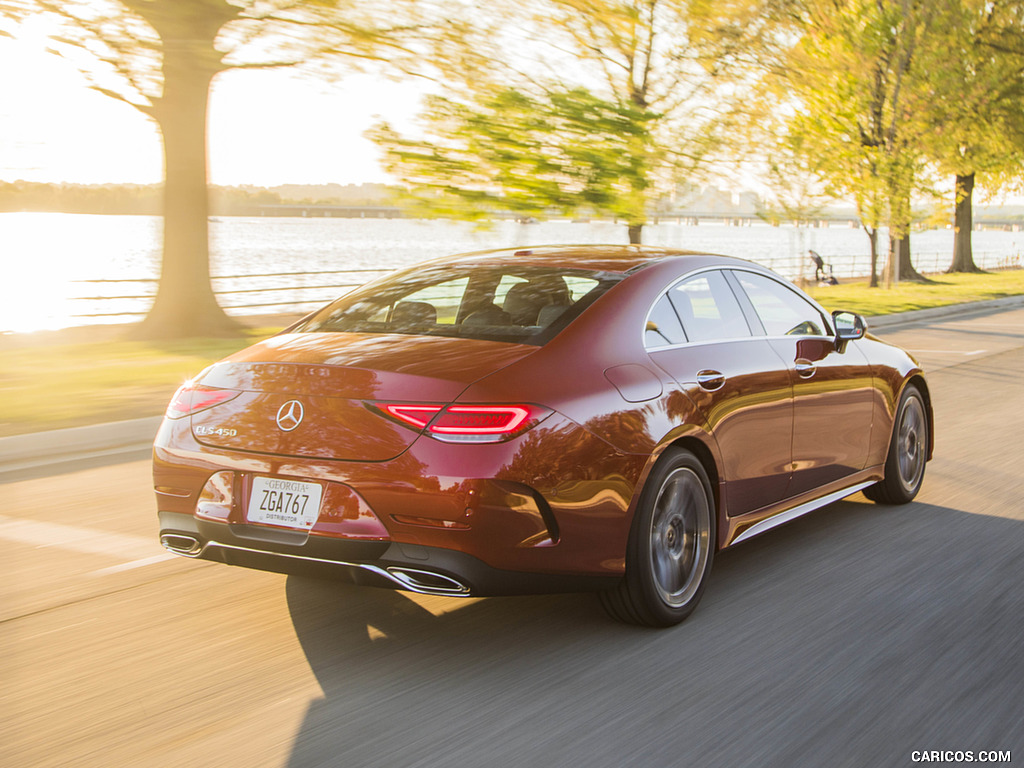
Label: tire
xmin=600 ymin=448 xmax=715 ymax=627
xmin=863 ymin=383 xmax=929 ymax=505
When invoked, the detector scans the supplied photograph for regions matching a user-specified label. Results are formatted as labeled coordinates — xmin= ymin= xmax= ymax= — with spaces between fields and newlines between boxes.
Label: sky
xmin=0 ymin=17 xmax=429 ymax=188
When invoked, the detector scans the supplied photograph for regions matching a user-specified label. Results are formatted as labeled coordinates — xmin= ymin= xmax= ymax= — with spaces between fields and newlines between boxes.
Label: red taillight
xmin=166 ymin=382 xmax=240 ymax=420
xmin=380 ymin=404 xmax=443 ymax=429
xmin=373 ymin=402 xmax=548 ymax=442
xmin=431 ymin=406 xmax=532 ymax=435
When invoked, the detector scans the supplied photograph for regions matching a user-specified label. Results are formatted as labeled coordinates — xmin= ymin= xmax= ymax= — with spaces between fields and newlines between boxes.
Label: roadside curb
xmin=0 ymin=416 xmax=162 ymax=476
xmin=2 ymin=294 xmax=1022 ymax=475
xmin=864 ymin=294 xmax=1024 ymax=329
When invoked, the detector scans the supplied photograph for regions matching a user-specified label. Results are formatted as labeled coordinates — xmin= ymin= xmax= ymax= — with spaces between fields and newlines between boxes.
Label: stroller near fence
xmin=809 ymin=250 xmax=839 ymax=285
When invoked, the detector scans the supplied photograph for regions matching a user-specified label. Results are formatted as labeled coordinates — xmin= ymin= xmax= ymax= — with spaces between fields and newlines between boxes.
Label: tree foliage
xmin=757 ymin=0 xmax=941 ymax=286
xmin=911 ymin=0 xmax=1024 ymax=272
xmin=372 ymin=0 xmax=731 ymax=244
xmin=372 ymin=87 xmax=662 ymax=234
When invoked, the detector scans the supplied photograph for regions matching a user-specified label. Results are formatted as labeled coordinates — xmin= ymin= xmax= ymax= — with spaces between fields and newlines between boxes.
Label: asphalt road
xmin=4 ymin=307 xmax=1024 ymax=768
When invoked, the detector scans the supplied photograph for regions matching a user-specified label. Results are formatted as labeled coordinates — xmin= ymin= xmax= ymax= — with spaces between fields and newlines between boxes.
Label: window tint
xmin=735 ymin=272 xmax=829 ymax=337
xmin=645 ymin=294 xmax=686 ymax=348
xmin=493 ymin=275 xmax=528 ymax=307
xmin=669 ymin=271 xmax=751 ymax=343
xmin=401 ymin=277 xmax=469 ymax=325
xmin=564 ymin=276 xmax=600 ymax=302
xmin=296 ymin=265 xmax=621 ymax=345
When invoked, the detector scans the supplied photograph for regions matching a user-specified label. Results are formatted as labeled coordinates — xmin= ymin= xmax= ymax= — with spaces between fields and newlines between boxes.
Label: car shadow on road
xmin=282 ymin=497 xmax=1024 ymax=767
xmin=282 ymin=574 xmax=627 ymax=767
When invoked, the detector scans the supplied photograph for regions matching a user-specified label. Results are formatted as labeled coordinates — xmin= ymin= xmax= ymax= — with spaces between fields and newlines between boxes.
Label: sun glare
xmin=0 ymin=15 xmax=429 ymax=188
xmin=0 ymin=17 xmax=162 ymax=185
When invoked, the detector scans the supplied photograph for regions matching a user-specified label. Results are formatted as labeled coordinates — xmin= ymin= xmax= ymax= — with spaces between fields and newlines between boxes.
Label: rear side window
xmin=645 ymin=295 xmax=687 ymax=348
xmin=296 ymin=265 xmax=621 ymax=345
xmin=669 ymin=271 xmax=752 ymax=343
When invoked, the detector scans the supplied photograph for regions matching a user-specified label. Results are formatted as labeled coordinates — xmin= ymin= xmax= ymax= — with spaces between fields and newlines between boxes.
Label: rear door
xmin=645 ymin=269 xmax=794 ymax=517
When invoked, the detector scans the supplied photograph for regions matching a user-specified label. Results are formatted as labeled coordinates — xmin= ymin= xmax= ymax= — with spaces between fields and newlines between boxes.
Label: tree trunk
xmin=889 ymin=184 xmax=927 ymax=282
xmin=131 ymin=9 xmax=241 ymax=339
xmin=948 ymin=172 xmax=983 ymax=273
xmin=627 ymin=223 xmax=644 ymax=244
xmin=866 ymin=227 xmax=880 ymax=288
xmin=890 ymin=231 xmax=928 ymax=282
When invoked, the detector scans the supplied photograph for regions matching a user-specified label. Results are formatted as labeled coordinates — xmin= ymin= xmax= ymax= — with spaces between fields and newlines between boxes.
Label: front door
xmin=729 ymin=270 xmax=873 ymax=498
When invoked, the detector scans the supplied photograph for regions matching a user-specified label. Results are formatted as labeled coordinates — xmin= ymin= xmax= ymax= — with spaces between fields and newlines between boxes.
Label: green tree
xmin=373 ymin=0 xmax=728 ymax=244
xmin=372 ymin=86 xmax=662 ymax=233
xmin=753 ymin=0 xmax=937 ymax=287
xmin=29 ymin=0 xmax=442 ymax=338
xmin=912 ymin=0 xmax=1024 ymax=273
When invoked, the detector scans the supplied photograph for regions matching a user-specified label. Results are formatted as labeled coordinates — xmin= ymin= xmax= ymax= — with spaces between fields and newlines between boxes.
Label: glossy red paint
xmin=154 ymin=245 xmax=932 ymax=624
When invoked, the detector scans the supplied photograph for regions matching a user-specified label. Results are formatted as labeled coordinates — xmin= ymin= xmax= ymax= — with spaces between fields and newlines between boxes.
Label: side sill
xmin=723 ymin=473 xmax=880 ymax=548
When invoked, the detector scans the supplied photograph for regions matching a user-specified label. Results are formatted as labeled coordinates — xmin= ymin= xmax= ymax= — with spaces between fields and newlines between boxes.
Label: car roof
xmin=414 ymin=244 xmax=728 ymax=274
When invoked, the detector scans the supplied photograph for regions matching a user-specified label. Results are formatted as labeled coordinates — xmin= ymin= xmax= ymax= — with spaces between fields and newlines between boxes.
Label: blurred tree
xmin=911 ymin=0 xmax=1024 ymax=273
xmin=372 ymin=0 xmax=730 ymax=244
xmin=372 ymin=87 xmax=662 ymax=233
xmin=699 ymin=0 xmax=954 ymax=285
xmin=754 ymin=129 xmax=832 ymax=227
xmin=0 ymin=0 xmax=29 ymax=36
xmin=767 ymin=0 xmax=936 ymax=287
xmin=28 ymin=0 xmax=444 ymax=338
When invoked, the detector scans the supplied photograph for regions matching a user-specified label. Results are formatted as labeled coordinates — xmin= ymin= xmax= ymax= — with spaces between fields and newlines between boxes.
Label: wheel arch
xmin=904 ymin=373 xmax=935 ymax=461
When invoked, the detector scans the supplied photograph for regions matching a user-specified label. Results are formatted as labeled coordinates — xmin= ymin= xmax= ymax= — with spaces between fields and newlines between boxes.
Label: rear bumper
xmin=159 ymin=511 xmax=619 ymax=597
xmin=154 ymin=412 xmax=646 ymax=581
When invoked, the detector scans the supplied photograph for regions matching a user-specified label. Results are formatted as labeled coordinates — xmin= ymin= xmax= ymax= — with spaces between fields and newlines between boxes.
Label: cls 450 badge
xmin=194 ymin=425 xmax=238 ymax=437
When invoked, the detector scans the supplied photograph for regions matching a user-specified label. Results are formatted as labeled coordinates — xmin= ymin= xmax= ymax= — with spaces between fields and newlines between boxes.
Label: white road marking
xmin=91 ymin=554 xmax=181 ymax=576
xmin=944 ymin=322 xmax=1021 ymax=328
xmin=0 ymin=514 xmax=175 ymax=572
xmin=907 ymin=349 xmax=987 ymax=355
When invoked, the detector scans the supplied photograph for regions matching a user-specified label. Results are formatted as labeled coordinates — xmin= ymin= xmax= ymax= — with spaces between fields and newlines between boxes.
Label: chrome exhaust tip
xmin=161 ymin=533 xmax=203 ymax=557
xmin=385 ymin=567 xmax=471 ymax=596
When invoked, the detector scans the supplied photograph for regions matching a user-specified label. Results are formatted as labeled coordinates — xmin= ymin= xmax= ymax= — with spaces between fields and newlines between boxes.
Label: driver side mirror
xmin=832 ymin=310 xmax=867 ymax=342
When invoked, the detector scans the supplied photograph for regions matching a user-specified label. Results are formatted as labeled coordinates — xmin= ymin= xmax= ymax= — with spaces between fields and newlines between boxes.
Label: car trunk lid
xmin=189 ymin=332 xmax=536 ymax=461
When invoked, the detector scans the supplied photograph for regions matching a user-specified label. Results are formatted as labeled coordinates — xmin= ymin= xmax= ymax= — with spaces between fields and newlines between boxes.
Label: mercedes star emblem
xmin=275 ymin=400 xmax=304 ymax=432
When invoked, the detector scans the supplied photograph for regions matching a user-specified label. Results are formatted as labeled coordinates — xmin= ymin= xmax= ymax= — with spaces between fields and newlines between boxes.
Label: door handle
xmin=696 ymin=370 xmax=726 ymax=391
xmin=795 ymin=359 xmax=816 ymax=379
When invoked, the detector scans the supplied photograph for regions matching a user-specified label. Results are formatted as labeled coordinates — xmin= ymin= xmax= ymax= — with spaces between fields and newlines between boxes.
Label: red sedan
xmin=154 ymin=245 xmax=932 ymax=626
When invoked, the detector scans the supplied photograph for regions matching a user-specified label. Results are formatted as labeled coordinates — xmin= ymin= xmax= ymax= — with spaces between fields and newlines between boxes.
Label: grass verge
xmin=0 ymin=327 xmax=280 ymax=437
xmin=2 ymin=269 xmax=1022 ymax=437
xmin=805 ymin=269 xmax=1024 ymax=315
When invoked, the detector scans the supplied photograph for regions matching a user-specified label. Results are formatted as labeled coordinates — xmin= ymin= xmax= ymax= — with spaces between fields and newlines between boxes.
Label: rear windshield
xmin=295 ymin=264 xmax=621 ymax=345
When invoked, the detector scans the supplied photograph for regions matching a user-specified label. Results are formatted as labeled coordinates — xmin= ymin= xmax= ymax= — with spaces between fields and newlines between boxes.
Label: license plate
xmin=246 ymin=477 xmax=323 ymax=529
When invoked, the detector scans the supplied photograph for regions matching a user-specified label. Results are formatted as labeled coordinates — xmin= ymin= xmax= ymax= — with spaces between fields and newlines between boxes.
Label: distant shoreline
xmin=4 ymin=180 xmax=1023 ymax=224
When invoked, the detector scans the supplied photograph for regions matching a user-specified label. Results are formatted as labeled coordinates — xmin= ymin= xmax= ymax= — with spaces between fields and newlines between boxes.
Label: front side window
xmin=296 ymin=265 xmax=620 ymax=345
xmin=734 ymin=272 xmax=829 ymax=337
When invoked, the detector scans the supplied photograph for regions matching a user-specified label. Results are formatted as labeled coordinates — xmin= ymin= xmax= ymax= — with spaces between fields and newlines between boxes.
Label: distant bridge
xmin=252 ymin=204 xmax=406 ymax=218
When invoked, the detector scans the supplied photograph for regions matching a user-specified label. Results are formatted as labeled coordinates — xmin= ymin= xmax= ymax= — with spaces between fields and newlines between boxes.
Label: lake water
xmin=2 ymin=212 xmax=1021 ymax=333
